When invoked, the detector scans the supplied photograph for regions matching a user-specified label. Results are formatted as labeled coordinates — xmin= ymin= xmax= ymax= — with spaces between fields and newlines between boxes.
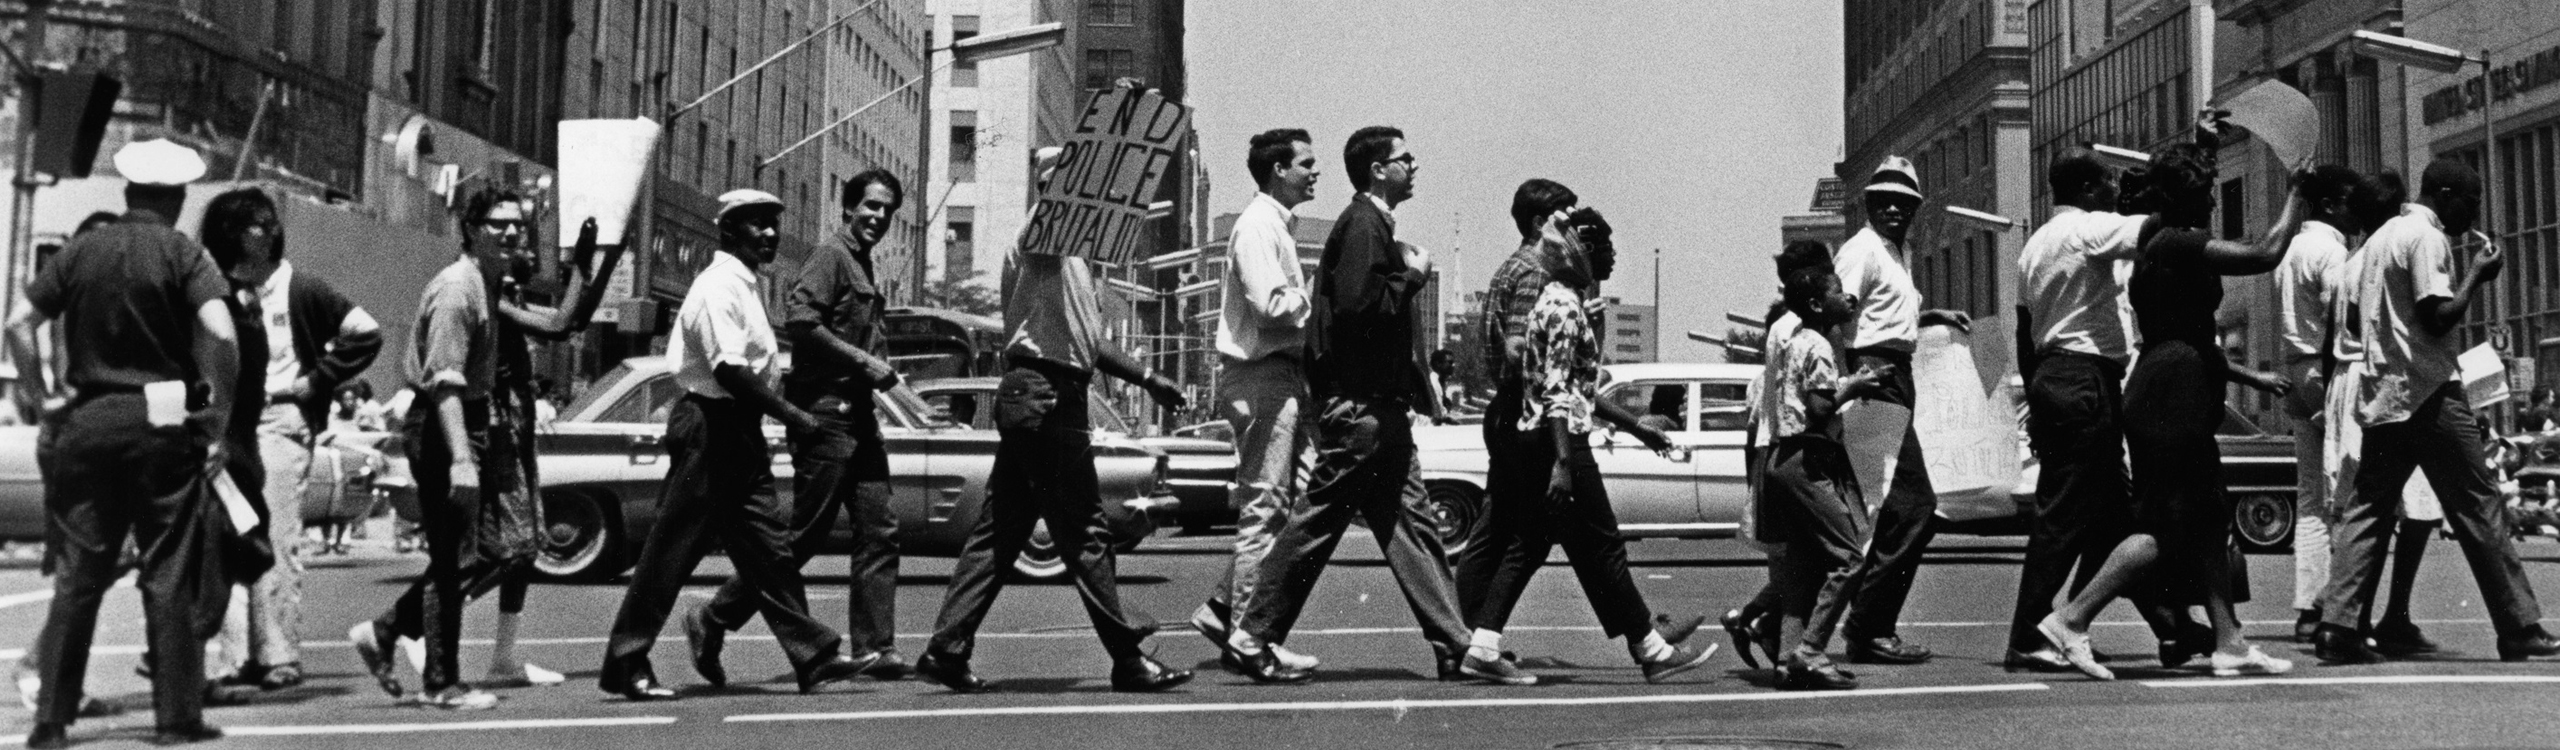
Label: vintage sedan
xmin=912 ymin=377 xmax=1236 ymax=533
xmin=498 ymin=356 xmax=1172 ymax=581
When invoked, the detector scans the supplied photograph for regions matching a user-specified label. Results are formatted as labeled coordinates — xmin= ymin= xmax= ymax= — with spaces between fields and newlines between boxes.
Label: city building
xmin=1841 ymin=0 xmax=2034 ymax=328
xmin=1600 ymin=298 xmax=1660 ymax=364
xmin=922 ymin=0 xmax=1069 ymax=305
xmin=815 ymin=0 xmax=933 ymax=305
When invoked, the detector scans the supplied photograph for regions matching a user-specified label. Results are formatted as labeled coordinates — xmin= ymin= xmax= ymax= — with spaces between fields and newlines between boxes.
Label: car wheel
xmin=2232 ymin=492 xmax=2295 ymax=553
xmin=535 ymin=490 xmax=625 ymax=581
xmin=1423 ymin=481 xmax=1484 ymax=563
xmin=1012 ymin=520 xmax=1069 ymax=581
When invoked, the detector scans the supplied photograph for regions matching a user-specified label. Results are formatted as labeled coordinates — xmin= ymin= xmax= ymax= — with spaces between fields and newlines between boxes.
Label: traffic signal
xmin=28 ymin=71 xmax=122 ymax=179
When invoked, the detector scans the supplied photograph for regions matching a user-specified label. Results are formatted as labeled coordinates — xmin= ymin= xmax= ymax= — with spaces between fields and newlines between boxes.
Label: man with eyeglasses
xmin=1232 ymin=126 xmax=1471 ymax=683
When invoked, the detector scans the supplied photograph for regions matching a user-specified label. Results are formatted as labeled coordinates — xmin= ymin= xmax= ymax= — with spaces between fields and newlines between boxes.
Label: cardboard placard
xmin=1017 ymin=89 xmax=1193 ymax=264
xmin=2217 ymin=80 xmax=2322 ymax=172
xmin=557 ymin=118 xmax=662 ymax=247
xmin=1910 ymin=326 xmax=2022 ymax=517
xmin=2461 ymin=343 xmax=2509 ymax=410
xmin=1840 ymin=399 xmax=1911 ymax=514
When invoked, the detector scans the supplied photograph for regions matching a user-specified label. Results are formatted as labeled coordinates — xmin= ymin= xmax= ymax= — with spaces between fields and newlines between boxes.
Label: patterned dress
xmin=1519 ymin=281 xmax=1600 ymax=434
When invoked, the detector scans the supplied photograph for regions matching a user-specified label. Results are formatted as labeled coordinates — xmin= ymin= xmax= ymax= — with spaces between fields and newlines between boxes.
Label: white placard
xmin=1910 ymin=326 xmax=2022 ymax=508
xmin=213 ymin=470 xmax=258 ymax=535
xmin=2217 ymin=80 xmax=2322 ymax=172
xmin=2460 ymin=343 xmax=2508 ymax=410
xmin=557 ymin=118 xmax=662 ymax=247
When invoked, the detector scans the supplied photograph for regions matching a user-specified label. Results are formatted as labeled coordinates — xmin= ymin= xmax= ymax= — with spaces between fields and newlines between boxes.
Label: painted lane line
xmin=0 ymin=575 xmax=133 ymax=610
xmin=2142 ymin=675 xmax=2560 ymax=689
xmin=723 ymin=683 xmax=2047 ymax=723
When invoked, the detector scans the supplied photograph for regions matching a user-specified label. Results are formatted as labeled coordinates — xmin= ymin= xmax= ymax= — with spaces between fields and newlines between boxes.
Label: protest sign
xmin=2217 ymin=80 xmax=2321 ymax=172
xmin=1018 ymin=88 xmax=1193 ymax=264
xmin=557 ymin=118 xmax=661 ymax=247
xmin=2461 ymin=342 xmax=2509 ymax=410
xmin=1911 ymin=326 xmax=2023 ymax=520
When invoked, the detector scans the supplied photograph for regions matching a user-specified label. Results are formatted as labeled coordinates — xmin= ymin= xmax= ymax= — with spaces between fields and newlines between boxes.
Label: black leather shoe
xmin=2496 ymin=627 xmax=2560 ymax=662
xmin=598 ymin=659 xmax=679 ymax=702
xmin=2313 ymin=624 xmax=2385 ymax=665
xmin=2002 ymin=648 xmax=2075 ymax=673
xmin=1231 ymin=645 xmax=1313 ymax=685
xmin=914 ymin=652 xmax=996 ymax=693
xmin=1654 ymin=613 xmax=1707 ymax=645
xmin=1777 ymin=661 xmax=1858 ymax=691
xmin=682 ymin=603 xmax=726 ymax=688
xmin=796 ymin=652 xmax=881 ymax=694
xmin=1109 ymin=655 xmax=1194 ymax=693
xmin=1844 ymin=636 xmax=1933 ymax=665
xmin=148 ymin=722 xmax=223 ymax=746
xmin=24 ymin=722 xmax=68 ymax=750
xmin=860 ymin=649 xmax=914 ymax=680
xmin=1720 ymin=609 xmax=1765 ymax=669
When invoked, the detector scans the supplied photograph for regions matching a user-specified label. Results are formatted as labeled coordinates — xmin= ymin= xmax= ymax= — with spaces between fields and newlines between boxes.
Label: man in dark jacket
xmin=1231 ymin=126 xmax=1471 ymax=682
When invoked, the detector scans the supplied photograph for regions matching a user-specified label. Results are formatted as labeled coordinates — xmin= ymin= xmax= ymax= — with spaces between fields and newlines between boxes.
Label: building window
xmin=1088 ymin=0 xmax=1133 ymax=25
xmin=945 ymin=207 xmax=976 ymax=281
xmin=1084 ymin=48 xmax=1136 ymax=90
xmin=950 ymin=15 xmax=979 ymax=87
xmin=948 ymin=111 xmax=977 ymax=183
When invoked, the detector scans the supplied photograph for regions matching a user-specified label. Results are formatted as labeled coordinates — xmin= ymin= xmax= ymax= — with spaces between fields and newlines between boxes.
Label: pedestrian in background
xmin=686 ymin=168 xmax=913 ymax=688
xmin=13 ymin=138 xmax=238 ymax=747
xmin=1192 ymin=128 xmax=1324 ymax=684
xmin=597 ymin=190 xmax=870 ymax=701
xmin=1760 ymin=243 xmax=1875 ymax=691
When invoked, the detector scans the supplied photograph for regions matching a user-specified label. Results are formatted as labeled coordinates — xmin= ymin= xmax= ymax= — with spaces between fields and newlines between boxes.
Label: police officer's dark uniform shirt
xmin=26 ymin=210 xmax=229 ymax=391
xmin=783 ymin=226 xmax=888 ymax=425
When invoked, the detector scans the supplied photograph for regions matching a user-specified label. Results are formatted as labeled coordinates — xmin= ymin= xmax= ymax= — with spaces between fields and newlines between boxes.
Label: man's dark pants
xmin=926 ymin=363 xmax=1148 ymax=662
xmin=604 ymin=395 xmax=841 ymax=678
xmin=1767 ymin=437 xmax=1869 ymax=651
xmin=2008 ymin=351 xmax=2132 ymax=651
xmin=1242 ymin=395 xmax=1469 ymax=659
xmin=371 ymin=398 xmax=498 ymax=692
xmin=35 ymin=393 xmax=208 ymax=729
xmin=1461 ymin=385 xmax=1652 ymax=638
xmin=705 ymin=387 xmax=897 ymax=655
xmin=2322 ymin=382 xmax=2542 ymax=634
xmin=1840 ymin=348 xmax=1938 ymax=643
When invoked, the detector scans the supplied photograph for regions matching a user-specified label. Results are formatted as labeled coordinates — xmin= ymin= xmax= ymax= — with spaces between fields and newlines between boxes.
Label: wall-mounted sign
xmin=2422 ymin=44 xmax=2560 ymax=126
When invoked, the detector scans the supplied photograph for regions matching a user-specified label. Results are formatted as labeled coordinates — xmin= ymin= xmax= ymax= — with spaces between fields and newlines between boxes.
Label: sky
xmin=1183 ymin=0 xmax=1845 ymax=362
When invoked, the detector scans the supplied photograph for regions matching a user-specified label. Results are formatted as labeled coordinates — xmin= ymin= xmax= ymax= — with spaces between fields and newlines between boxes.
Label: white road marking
xmin=0 ymin=575 xmax=133 ymax=610
xmin=222 ymin=716 xmax=679 ymax=736
xmin=2142 ymin=675 xmax=2560 ymax=689
xmin=722 ymin=683 xmax=2048 ymax=723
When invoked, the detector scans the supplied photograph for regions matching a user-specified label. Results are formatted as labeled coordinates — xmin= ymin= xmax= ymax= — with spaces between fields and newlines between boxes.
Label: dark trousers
xmin=372 ymin=399 xmax=497 ymax=692
xmin=2008 ymin=351 xmax=2133 ymax=651
xmin=1841 ymin=349 xmax=1938 ymax=642
xmin=34 ymin=394 xmax=208 ymax=728
xmin=707 ymin=397 xmax=898 ymax=654
xmin=2322 ymin=382 xmax=2543 ymax=634
xmin=1462 ymin=424 xmax=1654 ymax=638
xmin=604 ymin=395 xmax=841 ymax=677
xmin=1242 ymin=395 xmax=1468 ymax=658
xmin=1764 ymin=438 xmax=1870 ymax=651
xmin=926 ymin=364 xmax=1147 ymax=661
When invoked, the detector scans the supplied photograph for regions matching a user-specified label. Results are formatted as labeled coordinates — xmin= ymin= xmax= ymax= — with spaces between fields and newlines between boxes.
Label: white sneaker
xmin=1270 ymin=644 xmax=1320 ymax=672
xmin=419 ymin=686 xmax=499 ymax=711
xmin=2036 ymin=613 xmax=2113 ymax=681
xmin=487 ymin=661 xmax=567 ymax=687
xmin=2209 ymin=646 xmax=2293 ymax=677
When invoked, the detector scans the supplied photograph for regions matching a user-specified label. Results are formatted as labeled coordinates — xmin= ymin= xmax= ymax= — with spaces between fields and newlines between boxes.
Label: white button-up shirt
xmin=669 ymin=250 xmax=778 ymax=399
xmin=1833 ymin=226 xmax=1919 ymax=354
xmin=2019 ymin=206 xmax=2149 ymax=364
xmin=1215 ymin=192 xmax=1311 ymax=362
xmin=2357 ymin=204 xmax=2462 ymax=426
xmin=2275 ymin=221 xmax=2351 ymax=381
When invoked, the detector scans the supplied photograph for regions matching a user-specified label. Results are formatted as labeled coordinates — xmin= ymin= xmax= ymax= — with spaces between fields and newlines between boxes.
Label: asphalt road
xmin=8 ymin=530 xmax=2560 ymax=750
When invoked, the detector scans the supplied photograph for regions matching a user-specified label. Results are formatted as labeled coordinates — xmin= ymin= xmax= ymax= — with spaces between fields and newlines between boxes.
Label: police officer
xmin=13 ymin=138 xmax=239 ymax=747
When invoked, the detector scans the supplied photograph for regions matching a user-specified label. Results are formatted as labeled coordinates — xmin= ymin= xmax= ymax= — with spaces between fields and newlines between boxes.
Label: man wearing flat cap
xmin=1818 ymin=156 xmax=1971 ymax=667
xmin=13 ymin=138 xmax=239 ymax=746
xmin=596 ymin=189 xmax=874 ymax=702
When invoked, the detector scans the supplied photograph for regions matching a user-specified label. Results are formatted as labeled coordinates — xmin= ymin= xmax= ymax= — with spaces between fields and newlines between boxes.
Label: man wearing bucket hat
xmin=1819 ymin=155 xmax=1969 ymax=667
xmin=596 ymin=189 xmax=876 ymax=701
xmin=13 ymin=137 xmax=239 ymax=746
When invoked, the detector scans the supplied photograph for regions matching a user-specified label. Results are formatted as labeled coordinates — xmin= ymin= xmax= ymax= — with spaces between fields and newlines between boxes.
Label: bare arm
xmin=2421 ymin=236 xmax=2502 ymax=337
xmin=427 ymin=385 xmax=475 ymax=486
xmin=788 ymin=322 xmax=898 ymax=391
xmin=714 ymin=362 xmax=820 ymax=433
xmin=2201 ymin=188 xmax=2306 ymax=275
xmin=495 ymin=221 xmax=627 ymax=340
xmin=6 ymin=300 xmax=53 ymax=422
xmin=1094 ymin=339 xmax=1186 ymax=410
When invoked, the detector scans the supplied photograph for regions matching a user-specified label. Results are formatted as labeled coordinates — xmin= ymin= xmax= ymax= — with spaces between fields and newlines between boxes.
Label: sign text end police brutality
xmin=1021 ymin=88 xmax=1193 ymax=264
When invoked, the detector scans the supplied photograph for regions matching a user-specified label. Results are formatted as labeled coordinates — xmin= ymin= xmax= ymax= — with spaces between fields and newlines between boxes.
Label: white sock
xmin=488 ymin=612 xmax=522 ymax=674
xmin=1632 ymin=631 xmax=1673 ymax=662
xmin=1227 ymin=630 xmax=1263 ymax=653
xmin=1469 ymin=629 xmax=1504 ymax=661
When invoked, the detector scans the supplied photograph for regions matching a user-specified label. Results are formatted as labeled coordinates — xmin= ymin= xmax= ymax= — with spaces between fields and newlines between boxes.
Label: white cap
xmin=715 ymin=189 xmax=784 ymax=223
xmin=114 ymin=138 xmax=208 ymax=186
xmin=1863 ymin=155 xmax=1922 ymax=200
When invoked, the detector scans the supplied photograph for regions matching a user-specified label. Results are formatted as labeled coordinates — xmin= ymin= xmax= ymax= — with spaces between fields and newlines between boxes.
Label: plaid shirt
xmin=1478 ymin=243 xmax=1608 ymax=383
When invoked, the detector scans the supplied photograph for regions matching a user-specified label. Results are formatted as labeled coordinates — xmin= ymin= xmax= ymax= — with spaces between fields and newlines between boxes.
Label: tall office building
xmin=923 ymin=0 xmax=1062 ymax=305
xmin=816 ymin=0 xmax=933 ymax=304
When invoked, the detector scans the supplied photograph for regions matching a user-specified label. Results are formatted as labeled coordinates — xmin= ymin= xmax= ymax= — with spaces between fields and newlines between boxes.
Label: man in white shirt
xmin=1190 ymin=129 xmax=1324 ymax=683
xmin=2272 ymin=166 xmax=2362 ymax=642
xmin=598 ymin=190 xmax=873 ymax=701
xmin=2316 ymin=159 xmax=2560 ymax=663
xmin=1826 ymin=156 xmax=1969 ymax=666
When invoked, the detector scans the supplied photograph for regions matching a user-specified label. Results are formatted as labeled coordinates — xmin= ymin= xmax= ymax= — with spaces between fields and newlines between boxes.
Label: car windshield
xmin=561 ymin=363 xmax=640 ymax=423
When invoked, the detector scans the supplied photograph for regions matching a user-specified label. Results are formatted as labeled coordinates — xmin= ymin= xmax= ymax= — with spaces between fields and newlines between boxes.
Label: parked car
xmin=376 ymin=357 xmax=1174 ymax=582
xmin=912 ymin=377 xmax=1232 ymax=533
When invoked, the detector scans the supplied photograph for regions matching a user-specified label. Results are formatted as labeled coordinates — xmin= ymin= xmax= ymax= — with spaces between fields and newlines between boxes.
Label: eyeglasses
xmin=478 ymin=219 xmax=528 ymax=234
xmin=1379 ymin=153 xmax=1416 ymax=170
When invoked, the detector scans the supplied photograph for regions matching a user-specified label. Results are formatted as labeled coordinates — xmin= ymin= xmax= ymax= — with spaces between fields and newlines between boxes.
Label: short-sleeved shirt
xmin=1833 ymin=226 xmax=1920 ymax=353
xmin=669 ymin=250 xmax=779 ymax=399
xmin=1770 ymin=320 xmax=1839 ymax=439
xmin=1519 ymin=281 xmax=1600 ymax=434
xmin=2357 ymin=204 xmax=2461 ymax=426
xmin=24 ymin=211 xmax=229 ymax=391
xmin=2019 ymin=206 xmax=2149 ymax=363
xmin=2331 ymin=228 xmax=2375 ymax=365
xmin=405 ymin=256 xmax=497 ymax=400
xmin=1478 ymin=245 xmax=1548 ymax=381
xmin=2274 ymin=221 xmax=2350 ymax=378
xmin=1003 ymin=252 xmax=1105 ymax=372
xmin=1751 ymin=312 xmax=1804 ymax=444
xmin=782 ymin=226 xmax=888 ymax=397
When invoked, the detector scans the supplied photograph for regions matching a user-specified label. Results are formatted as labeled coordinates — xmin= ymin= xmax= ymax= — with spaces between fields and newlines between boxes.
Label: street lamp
xmin=1943 ymin=205 xmax=2021 ymax=232
xmin=760 ymin=22 xmax=1066 ymax=168
xmin=2351 ymin=29 xmax=2498 ymax=234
